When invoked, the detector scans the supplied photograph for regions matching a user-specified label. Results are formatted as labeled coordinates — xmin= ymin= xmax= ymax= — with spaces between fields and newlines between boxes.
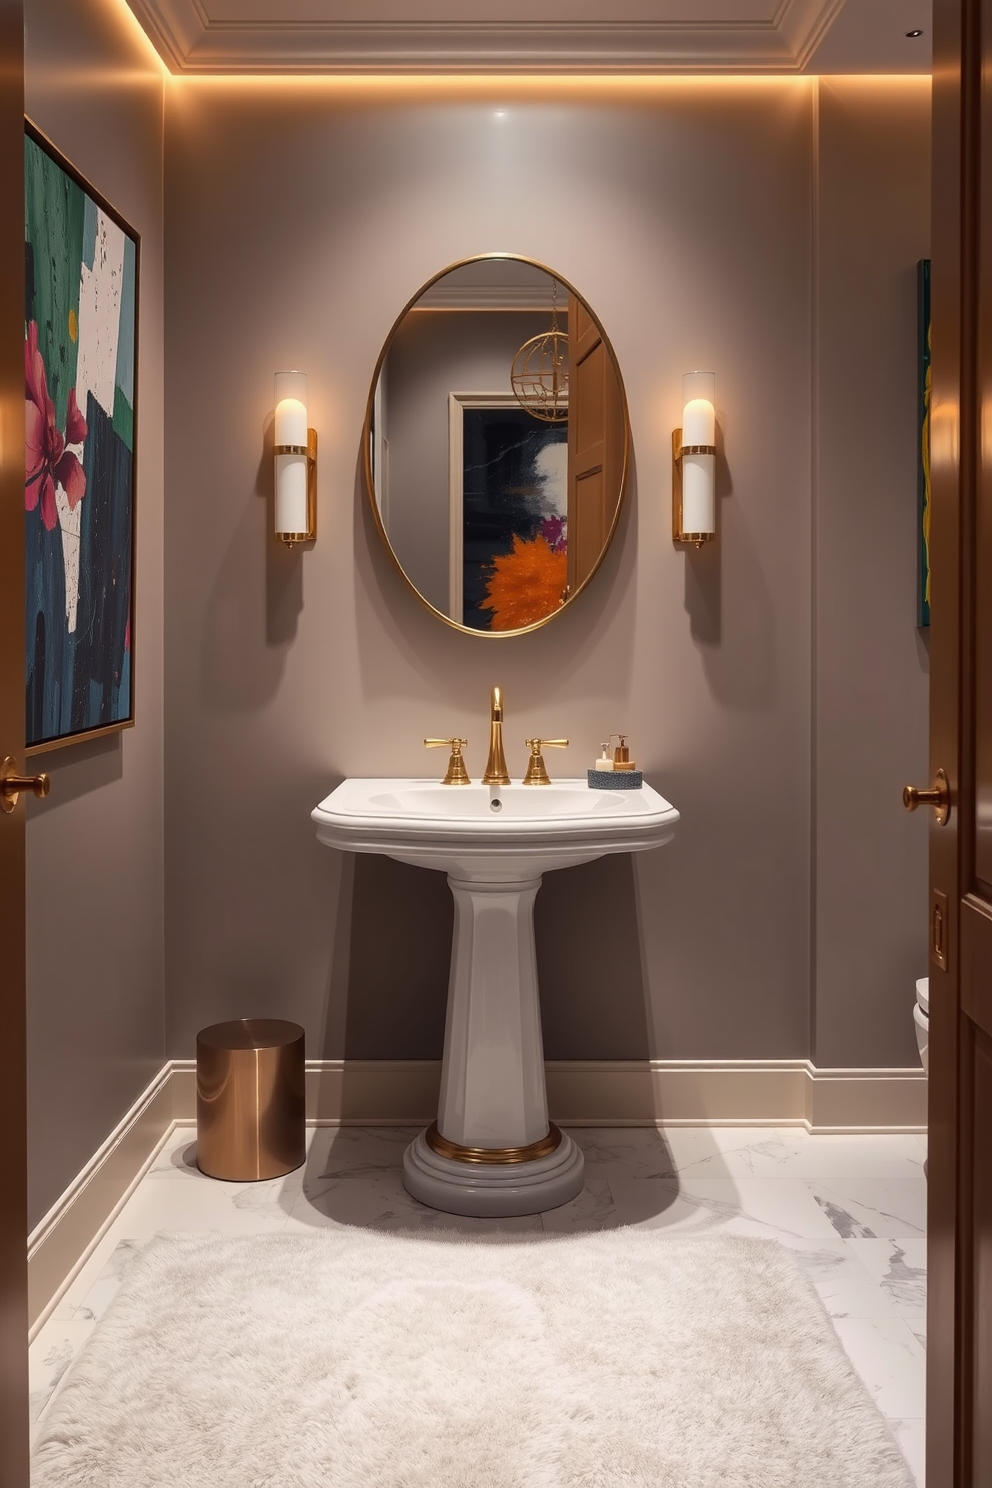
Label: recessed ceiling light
xmin=905 ymin=29 xmax=924 ymax=37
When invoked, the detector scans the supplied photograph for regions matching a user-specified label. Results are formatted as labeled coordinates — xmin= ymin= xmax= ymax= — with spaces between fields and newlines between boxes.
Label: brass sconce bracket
xmin=671 ymin=427 xmax=716 ymax=549
xmin=274 ymin=427 xmax=317 ymax=546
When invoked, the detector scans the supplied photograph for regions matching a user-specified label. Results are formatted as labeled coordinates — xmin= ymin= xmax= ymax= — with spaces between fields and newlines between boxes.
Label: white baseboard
xmin=167 ymin=1056 xmax=927 ymax=1131
xmin=28 ymin=1056 xmax=926 ymax=1331
xmin=27 ymin=1065 xmax=177 ymax=1335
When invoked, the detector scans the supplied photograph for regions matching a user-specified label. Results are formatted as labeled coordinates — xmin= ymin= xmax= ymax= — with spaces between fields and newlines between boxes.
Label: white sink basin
xmin=312 ymin=774 xmax=679 ymax=1218
xmin=312 ymin=777 xmax=679 ymax=880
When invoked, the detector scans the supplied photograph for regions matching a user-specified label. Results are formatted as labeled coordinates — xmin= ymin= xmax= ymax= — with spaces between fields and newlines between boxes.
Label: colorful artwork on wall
xmin=918 ymin=258 xmax=931 ymax=629
xmin=24 ymin=122 xmax=138 ymax=751
xmin=458 ymin=403 xmax=568 ymax=631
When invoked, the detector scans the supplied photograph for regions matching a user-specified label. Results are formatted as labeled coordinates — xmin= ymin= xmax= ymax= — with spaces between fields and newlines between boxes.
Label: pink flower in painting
xmin=25 ymin=320 xmax=87 ymax=532
xmin=539 ymin=514 xmax=567 ymax=554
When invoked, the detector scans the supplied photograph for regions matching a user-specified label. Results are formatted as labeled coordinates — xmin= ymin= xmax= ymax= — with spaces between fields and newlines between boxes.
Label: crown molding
xmin=125 ymin=0 xmax=848 ymax=75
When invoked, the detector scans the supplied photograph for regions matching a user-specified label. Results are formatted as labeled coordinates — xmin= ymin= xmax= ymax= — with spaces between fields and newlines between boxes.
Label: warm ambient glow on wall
xmin=273 ymin=371 xmax=317 ymax=546
xmin=109 ymin=0 xmax=171 ymax=74
xmin=672 ymin=371 xmax=716 ymax=547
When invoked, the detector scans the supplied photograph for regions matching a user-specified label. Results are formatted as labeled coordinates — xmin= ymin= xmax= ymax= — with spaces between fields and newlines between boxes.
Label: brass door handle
xmin=903 ymin=767 xmax=950 ymax=826
xmin=1 ymin=756 xmax=50 ymax=814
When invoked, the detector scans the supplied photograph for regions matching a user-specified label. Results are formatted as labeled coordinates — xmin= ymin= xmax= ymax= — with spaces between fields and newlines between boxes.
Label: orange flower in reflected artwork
xmin=479 ymin=534 xmax=567 ymax=631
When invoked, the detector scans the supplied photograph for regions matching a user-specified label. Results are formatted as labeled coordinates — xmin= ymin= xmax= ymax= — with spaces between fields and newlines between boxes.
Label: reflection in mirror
xmin=366 ymin=256 xmax=628 ymax=636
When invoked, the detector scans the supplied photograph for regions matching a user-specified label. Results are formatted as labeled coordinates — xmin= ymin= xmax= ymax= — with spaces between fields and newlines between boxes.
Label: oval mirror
xmin=364 ymin=254 xmax=630 ymax=636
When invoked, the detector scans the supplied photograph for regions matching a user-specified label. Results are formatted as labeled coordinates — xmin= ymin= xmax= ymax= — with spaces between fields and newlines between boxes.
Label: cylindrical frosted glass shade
xmin=681 ymin=451 xmax=715 ymax=535
xmin=275 ymin=451 xmax=308 ymax=534
xmin=681 ymin=371 xmax=715 ymax=446
xmin=274 ymin=370 xmax=308 ymax=447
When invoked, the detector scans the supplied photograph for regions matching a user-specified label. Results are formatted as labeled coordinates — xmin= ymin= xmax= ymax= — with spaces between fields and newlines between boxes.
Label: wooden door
xmin=566 ymin=295 xmax=623 ymax=596
xmin=0 ymin=1 xmax=30 ymax=1483
xmin=928 ymin=0 xmax=992 ymax=1482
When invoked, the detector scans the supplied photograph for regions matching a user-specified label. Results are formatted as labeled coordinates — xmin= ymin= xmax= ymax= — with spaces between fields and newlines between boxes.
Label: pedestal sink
xmin=312 ymin=778 xmax=679 ymax=1216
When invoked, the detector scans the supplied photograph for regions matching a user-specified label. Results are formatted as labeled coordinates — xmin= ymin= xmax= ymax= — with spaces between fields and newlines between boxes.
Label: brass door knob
xmin=1 ymin=756 xmax=50 ymax=814
xmin=903 ymin=767 xmax=950 ymax=826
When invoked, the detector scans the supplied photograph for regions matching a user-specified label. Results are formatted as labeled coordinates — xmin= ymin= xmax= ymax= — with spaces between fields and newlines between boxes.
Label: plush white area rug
xmin=33 ymin=1229 xmax=913 ymax=1488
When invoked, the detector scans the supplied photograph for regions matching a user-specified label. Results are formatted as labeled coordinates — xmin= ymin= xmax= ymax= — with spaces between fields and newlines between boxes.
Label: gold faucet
xmin=482 ymin=686 xmax=510 ymax=785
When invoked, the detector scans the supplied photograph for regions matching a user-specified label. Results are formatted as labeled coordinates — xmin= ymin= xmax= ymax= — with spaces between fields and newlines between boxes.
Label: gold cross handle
xmin=522 ymin=738 xmax=569 ymax=786
xmin=424 ymin=738 xmax=471 ymax=786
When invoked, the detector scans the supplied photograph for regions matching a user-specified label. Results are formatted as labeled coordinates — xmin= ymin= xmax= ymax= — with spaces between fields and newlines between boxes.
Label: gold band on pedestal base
xmin=425 ymin=1122 xmax=563 ymax=1165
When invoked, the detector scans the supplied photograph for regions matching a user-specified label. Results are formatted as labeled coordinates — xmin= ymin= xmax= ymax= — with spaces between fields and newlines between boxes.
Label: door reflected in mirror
xmin=365 ymin=255 xmax=629 ymax=637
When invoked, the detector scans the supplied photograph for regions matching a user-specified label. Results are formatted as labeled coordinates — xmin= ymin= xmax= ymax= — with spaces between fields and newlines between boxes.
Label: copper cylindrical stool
xmin=196 ymin=1019 xmax=305 ymax=1181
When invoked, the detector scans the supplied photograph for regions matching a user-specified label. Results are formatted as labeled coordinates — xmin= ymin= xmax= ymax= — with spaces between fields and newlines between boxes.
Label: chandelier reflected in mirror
xmin=510 ymin=278 xmax=569 ymax=423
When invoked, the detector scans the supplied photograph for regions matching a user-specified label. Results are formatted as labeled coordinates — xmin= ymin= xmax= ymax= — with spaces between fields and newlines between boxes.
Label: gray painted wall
xmin=163 ymin=79 xmax=930 ymax=1070
xmin=813 ymin=79 xmax=931 ymax=1066
xmin=24 ymin=0 xmax=165 ymax=1227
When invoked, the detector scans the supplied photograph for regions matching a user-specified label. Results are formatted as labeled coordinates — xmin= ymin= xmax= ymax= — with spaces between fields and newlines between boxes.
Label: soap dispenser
xmin=588 ymin=735 xmax=643 ymax=789
xmin=588 ymin=734 xmax=643 ymax=790
xmin=610 ymin=734 xmax=643 ymax=788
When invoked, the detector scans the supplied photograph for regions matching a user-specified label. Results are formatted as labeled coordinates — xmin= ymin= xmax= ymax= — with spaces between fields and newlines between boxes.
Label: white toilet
xmin=915 ymin=976 xmax=929 ymax=1075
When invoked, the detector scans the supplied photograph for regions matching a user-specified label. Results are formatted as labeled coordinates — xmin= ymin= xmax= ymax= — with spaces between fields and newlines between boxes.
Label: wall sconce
xmin=672 ymin=371 xmax=716 ymax=548
xmin=273 ymin=370 xmax=317 ymax=546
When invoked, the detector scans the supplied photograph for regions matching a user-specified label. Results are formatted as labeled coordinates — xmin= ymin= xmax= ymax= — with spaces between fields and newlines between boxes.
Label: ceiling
xmin=125 ymin=0 xmax=933 ymax=75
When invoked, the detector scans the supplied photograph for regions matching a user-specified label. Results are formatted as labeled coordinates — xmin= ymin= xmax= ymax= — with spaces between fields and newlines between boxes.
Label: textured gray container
xmin=587 ymin=769 xmax=643 ymax=789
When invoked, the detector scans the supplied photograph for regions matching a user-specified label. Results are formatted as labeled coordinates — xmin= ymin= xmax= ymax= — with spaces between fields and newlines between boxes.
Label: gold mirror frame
xmin=362 ymin=253 xmax=631 ymax=639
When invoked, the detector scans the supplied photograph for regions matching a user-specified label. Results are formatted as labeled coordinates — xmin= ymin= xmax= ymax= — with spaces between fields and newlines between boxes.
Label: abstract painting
xmin=24 ymin=122 xmax=137 ymax=750
xmin=458 ymin=402 xmax=568 ymax=632
xmin=918 ymin=258 xmax=931 ymax=629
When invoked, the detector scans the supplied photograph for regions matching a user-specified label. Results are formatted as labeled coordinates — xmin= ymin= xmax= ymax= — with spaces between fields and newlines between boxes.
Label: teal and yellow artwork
xmin=24 ymin=123 xmax=138 ymax=749
xmin=918 ymin=258 xmax=931 ymax=629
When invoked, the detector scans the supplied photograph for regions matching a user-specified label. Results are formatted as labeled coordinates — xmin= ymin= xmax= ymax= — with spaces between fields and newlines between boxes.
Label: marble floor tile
xmin=41 ymin=1225 xmax=136 ymax=1326
xmin=906 ymin=1316 xmax=927 ymax=1350
xmin=807 ymin=1180 xmax=928 ymax=1240
xmin=288 ymin=1169 xmax=541 ymax=1235
xmin=539 ymin=1179 xmax=619 ymax=1233
xmin=662 ymin=1127 xmax=927 ymax=1183
xmin=29 ymin=1318 xmax=95 ymax=1425
xmin=293 ymin=1170 xmax=411 ymax=1227
xmin=102 ymin=1169 xmax=296 ymax=1237
xmin=568 ymin=1127 xmax=677 ymax=1179
xmin=831 ymin=1313 xmax=927 ymax=1418
xmin=844 ymin=1239 xmax=927 ymax=1315
xmin=144 ymin=1127 xmax=202 ymax=1179
xmin=369 ymin=1207 xmax=544 ymax=1237
xmin=71 ymin=1239 xmax=144 ymax=1323
xmin=787 ymin=1238 xmax=911 ymax=1321
xmin=43 ymin=1297 xmax=79 ymax=1324
xmin=304 ymin=1125 xmax=420 ymax=1180
xmin=888 ymin=1417 xmax=926 ymax=1487
xmin=607 ymin=1176 xmax=841 ymax=1241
